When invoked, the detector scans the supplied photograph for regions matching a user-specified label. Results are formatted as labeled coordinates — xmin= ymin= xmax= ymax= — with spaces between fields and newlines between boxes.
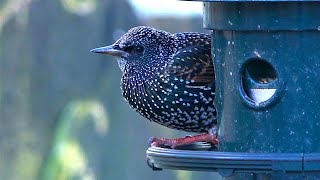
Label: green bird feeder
xmin=147 ymin=1 xmax=320 ymax=179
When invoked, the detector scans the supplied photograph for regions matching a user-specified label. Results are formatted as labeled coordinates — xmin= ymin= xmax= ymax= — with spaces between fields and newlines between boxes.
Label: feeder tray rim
xmin=147 ymin=146 xmax=320 ymax=176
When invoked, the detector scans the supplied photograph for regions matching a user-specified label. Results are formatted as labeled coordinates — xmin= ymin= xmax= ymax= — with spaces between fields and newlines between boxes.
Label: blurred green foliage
xmin=42 ymin=100 xmax=108 ymax=180
xmin=60 ymin=0 xmax=97 ymax=16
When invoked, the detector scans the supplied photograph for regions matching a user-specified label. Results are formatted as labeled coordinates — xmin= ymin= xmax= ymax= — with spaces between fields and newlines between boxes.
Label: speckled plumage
xmin=93 ymin=26 xmax=216 ymax=133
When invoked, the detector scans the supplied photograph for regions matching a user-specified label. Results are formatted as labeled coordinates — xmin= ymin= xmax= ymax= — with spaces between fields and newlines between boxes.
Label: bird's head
xmin=91 ymin=26 xmax=176 ymax=73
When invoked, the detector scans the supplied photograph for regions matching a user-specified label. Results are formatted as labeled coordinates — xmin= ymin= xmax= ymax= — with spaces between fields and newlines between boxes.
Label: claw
xmin=148 ymin=137 xmax=156 ymax=147
xmin=149 ymin=133 xmax=218 ymax=149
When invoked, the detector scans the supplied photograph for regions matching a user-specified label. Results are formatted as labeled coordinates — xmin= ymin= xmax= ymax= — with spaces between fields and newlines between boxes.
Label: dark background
xmin=0 ymin=0 xmax=221 ymax=179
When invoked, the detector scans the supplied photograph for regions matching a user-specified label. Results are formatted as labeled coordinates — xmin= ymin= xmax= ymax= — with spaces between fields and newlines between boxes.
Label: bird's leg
xmin=149 ymin=126 xmax=218 ymax=149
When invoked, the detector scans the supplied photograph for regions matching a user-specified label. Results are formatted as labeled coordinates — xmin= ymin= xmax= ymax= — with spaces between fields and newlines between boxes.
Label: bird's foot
xmin=149 ymin=133 xmax=218 ymax=149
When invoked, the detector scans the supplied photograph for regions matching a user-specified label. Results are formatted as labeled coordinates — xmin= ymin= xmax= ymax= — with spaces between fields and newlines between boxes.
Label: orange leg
xmin=149 ymin=132 xmax=218 ymax=149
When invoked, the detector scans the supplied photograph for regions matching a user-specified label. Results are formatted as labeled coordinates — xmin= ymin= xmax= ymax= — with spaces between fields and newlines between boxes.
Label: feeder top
xmin=196 ymin=1 xmax=320 ymax=30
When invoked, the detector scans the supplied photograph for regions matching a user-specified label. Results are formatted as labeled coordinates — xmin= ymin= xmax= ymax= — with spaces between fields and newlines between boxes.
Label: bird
xmin=91 ymin=26 xmax=218 ymax=148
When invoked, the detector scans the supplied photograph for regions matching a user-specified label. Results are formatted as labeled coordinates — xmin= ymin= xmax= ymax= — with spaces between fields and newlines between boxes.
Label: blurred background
xmin=0 ymin=0 xmax=221 ymax=179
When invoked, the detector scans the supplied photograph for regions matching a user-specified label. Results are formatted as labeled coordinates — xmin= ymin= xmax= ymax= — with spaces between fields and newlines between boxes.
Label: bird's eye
xmin=135 ymin=46 xmax=144 ymax=53
xmin=124 ymin=45 xmax=144 ymax=55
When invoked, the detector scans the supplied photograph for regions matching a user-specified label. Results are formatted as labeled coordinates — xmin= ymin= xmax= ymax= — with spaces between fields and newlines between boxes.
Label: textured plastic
xmin=207 ymin=2 xmax=320 ymax=152
xmin=203 ymin=2 xmax=320 ymax=30
xmin=211 ymin=2 xmax=320 ymax=178
xmin=147 ymin=147 xmax=320 ymax=176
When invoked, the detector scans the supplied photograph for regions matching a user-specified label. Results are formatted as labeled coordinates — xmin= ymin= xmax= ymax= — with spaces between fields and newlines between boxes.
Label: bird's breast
xmin=120 ymin=71 xmax=217 ymax=133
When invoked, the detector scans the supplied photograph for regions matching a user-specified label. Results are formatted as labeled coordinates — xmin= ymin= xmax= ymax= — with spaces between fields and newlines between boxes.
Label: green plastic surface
xmin=206 ymin=1 xmax=320 ymax=179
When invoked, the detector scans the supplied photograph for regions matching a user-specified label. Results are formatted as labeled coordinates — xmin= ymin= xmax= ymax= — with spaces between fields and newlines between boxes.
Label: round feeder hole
xmin=241 ymin=58 xmax=278 ymax=105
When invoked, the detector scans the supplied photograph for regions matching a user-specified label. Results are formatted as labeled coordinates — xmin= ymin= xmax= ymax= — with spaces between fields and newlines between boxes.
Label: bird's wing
xmin=164 ymin=46 xmax=214 ymax=87
xmin=145 ymin=45 xmax=216 ymax=132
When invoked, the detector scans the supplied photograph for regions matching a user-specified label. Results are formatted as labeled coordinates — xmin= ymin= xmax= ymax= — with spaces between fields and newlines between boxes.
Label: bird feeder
xmin=146 ymin=1 xmax=320 ymax=179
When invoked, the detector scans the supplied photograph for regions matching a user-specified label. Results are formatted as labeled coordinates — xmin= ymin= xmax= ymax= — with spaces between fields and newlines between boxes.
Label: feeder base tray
xmin=146 ymin=143 xmax=320 ymax=177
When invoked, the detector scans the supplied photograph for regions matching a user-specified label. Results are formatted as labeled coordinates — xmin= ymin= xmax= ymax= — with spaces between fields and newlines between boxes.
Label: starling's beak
xmin=90 ymin=44 xmax=129 ymax=58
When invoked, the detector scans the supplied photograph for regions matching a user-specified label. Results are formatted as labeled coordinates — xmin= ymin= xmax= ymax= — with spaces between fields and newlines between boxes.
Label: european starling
xmin=91 ymin=26 xmax=217 ymax=148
